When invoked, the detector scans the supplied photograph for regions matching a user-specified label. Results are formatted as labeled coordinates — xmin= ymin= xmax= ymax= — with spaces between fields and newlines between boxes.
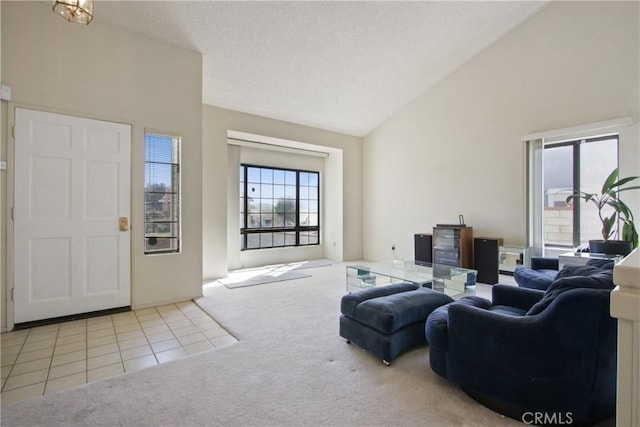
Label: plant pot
xmin=588 ymin=240 xmax=633 ymax=256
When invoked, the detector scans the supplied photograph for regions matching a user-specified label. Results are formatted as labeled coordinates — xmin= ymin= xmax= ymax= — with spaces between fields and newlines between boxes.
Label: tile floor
xmin=0 ymin=301 xmax=237 ymax=405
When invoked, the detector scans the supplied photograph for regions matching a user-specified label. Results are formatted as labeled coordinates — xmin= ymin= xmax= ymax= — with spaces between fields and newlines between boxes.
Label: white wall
xmin=203 ymin=105 xmax=361 ymax=280
xmin=1 ymin=2 xmax=203 ymax=329
xmin=362 ymin=1 xmax=640 ymax=261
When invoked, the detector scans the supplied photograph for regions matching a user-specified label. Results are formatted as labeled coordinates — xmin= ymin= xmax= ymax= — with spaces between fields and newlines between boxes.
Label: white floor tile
xmin=51 ymin=350 xmax=86 ymax=367
xmin=150 ymin=338 xmax=180 ymax=353
xmin=10 ymin=358 xmax=52 ymax=376
xmin=1 ymin=382 xmax=45 ymax=405
xmin=3 ymin=368 xmax=49 ymax=391
xmin=55 ymin=333 xmax=86 ymax=346
xmin=53 ymin=341 xmax=86 ymax=356
xmin=15 ymin=348 xmax=54 ymax=364
xmin=87 ymin=343 xmax=120 ymax=359
xmin=88 ymin=352 xmax=122 ymax=370
xmin=120 ymin=344 xmax=153 ymax=361
xmin=156 ymin=347 xmax=188 ymax=364
xmin=21 ymin=339 xmax=56 ymax=354
xmin=25 ymin=333 xmax=57 ymax=344
xmin=57 ymin=326 xmax=86 ymax=338
xmin=48 ymin=360 xmax=86 ymax=380
xmin=1 ymin=300 xmax=234 ymax=405
xmin=87 ymin=334 xmax=118 ymax=349
xmin=1 ymin=354 xmax=19 ymax=367
xmin=177 ymin=333 xmax=207 ymax=346
xmin=87 ymin=362 xmax=124 ymax=383
xmin=184 ymin=340 xmax=214 ymax=355
xmin=45 ymin=371 xmax=86 ymax=395
xmin=118 ymin=337 xmax=148 ymax=351
xmin=211 ymin=335 xmax=238 ymax=348
xmin=171 ymin=325 xmax=199 ymax=337
xmin=202 ymin=327 xmax=229 ymax=339
xmin=123 ymin=355 xmax=158 ymax=373
xmin=114 ymin=322 xmax=141 ymax=332
xmin=146 ymin=331 xmax=176 ymax=344
xmin=141 ymin=324 xmax=171 ymax=335
xmin=87 ymin=328 xmax=116 ymax=339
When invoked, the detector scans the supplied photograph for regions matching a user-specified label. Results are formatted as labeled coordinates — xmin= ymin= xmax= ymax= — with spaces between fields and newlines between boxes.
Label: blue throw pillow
xmin=526 ymin=269 xmax=613 ymax=316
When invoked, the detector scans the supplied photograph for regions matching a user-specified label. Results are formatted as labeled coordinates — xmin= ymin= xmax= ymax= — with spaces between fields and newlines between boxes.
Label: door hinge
xmin=12 ymin=125 xmax=15 ymax=139
xmin=11 ymin=288 xmax=14 ymax=302
xmin=11 ymin=207 xmax=14 ymax=221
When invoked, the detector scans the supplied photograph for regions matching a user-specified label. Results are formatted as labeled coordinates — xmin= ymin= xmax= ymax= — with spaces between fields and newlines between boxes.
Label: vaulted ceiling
xmin=97 ymin=1 xmax=547 ymax=137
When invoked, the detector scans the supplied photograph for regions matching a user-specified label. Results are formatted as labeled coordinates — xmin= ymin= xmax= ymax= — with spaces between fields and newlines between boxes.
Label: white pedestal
xmin=611 ymin=248 xmax=640 ymax=427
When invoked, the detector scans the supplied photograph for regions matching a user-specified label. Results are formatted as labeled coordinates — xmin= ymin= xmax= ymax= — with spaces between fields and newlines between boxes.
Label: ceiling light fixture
xmin=52 ymin=0 xmax=94 ymax=25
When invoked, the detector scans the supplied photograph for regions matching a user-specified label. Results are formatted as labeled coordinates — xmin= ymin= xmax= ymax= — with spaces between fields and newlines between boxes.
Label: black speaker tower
xmin=414 ymin=234 xmax=433 ymax=265
xmin=473 ymin=237 xmax=503 ymax=285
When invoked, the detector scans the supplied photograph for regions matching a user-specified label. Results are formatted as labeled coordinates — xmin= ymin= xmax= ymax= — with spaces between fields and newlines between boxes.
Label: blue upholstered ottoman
xmin=339 ymin=283 xmax=453 ymax=365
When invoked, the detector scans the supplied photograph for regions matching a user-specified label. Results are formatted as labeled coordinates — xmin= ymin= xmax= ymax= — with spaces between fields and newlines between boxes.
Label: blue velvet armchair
xmin=425 ymin=265 xmax=617 ymax=425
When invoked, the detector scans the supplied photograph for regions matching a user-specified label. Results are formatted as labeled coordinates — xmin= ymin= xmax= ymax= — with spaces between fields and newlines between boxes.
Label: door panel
xmin=14 ymin=108 xmax=131 ymax=324
xmin=84 ymin=236 xmax=119 ymax=294
xmin=29 ymin=237 xmax=71 ymax=301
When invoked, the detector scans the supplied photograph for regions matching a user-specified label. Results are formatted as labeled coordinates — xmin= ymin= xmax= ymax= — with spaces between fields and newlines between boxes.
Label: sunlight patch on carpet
xmin=212 ymin=259 xmax=330 ymax=289
xmin=218 ymin=266 xmax=311 ymax=289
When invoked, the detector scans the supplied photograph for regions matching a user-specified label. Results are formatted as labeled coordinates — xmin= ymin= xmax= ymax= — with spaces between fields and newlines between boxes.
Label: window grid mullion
xmin=573 ymin=141 xmax=581 ymax=247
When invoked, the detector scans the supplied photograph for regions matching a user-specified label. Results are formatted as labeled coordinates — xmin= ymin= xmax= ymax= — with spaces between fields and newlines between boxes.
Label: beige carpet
xmin=1 ymin=262 xmax=523 ymax=426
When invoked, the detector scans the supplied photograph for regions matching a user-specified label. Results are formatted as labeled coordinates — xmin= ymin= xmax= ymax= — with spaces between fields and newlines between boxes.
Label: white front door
xmin=13 ymin=108 xmax=131 ymax=324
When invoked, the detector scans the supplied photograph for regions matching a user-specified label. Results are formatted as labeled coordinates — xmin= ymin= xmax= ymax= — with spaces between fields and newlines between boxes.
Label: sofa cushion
xmin=526 ymin=269 xmax=614 ymax=316
xmin=514 ymin=266 xmax=557 ymax=290
xmin=353 ymin=288 xmax=453 ymax=334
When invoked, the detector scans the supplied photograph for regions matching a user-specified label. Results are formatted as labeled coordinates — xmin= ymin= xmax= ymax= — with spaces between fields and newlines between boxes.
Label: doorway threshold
xmin=13 ymin=306 xmax=131 ymax=330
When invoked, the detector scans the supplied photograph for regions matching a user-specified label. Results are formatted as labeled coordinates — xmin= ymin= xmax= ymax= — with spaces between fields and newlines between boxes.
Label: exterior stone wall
xmin=544 ymin=205 xmax=605 ymax=247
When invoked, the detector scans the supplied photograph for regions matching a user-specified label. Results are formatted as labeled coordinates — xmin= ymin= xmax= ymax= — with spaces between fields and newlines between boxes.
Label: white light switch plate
xmin=1 ymin=84 xmax=12 ymax=101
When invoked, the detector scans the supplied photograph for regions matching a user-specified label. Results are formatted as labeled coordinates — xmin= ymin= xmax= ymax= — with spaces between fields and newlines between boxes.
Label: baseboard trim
xmin=13 ymin=306 xmax=131 ymax=330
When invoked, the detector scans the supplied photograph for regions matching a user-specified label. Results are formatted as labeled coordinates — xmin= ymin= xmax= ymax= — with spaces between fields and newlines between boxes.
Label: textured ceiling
xmin=96 ymin=1 xmax=547 ymax=137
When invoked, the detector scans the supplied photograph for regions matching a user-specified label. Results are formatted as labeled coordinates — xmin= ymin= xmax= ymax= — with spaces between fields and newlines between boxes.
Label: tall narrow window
xmin=144 ymin=133 xmax=181 ymax=254
xmin=542 ymin=135 xmax=618 ymax=250
xmin=240 ymin=164 xmax=319 ymax=250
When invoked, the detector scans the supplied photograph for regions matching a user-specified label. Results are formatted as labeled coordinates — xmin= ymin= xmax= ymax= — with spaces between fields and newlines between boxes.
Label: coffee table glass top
xmin=346 ymin=260 xmax=477 ymax=298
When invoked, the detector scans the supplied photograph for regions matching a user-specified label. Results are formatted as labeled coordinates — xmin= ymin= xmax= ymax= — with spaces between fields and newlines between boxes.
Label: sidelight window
xmin=144 ymin=133 xmax=181 ymax=254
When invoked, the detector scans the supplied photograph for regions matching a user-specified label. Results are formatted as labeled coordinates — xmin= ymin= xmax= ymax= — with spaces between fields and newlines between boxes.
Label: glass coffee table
xmin=346 ymin=260 xmax=477 ymax=298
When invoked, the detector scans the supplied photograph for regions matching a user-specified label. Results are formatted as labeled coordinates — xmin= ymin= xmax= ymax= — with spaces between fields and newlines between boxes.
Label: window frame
xmin=240 ymin=164 xmax=320 ymax=251
xmin=542 ymin=134 xmax=619 ymax=250
xmin=144 ymin=132 xmax=182 ymax=255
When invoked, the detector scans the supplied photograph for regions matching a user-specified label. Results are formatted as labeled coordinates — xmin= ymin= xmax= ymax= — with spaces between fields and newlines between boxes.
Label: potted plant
xmin=566 ymin=168 xmax=640 ymax=256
